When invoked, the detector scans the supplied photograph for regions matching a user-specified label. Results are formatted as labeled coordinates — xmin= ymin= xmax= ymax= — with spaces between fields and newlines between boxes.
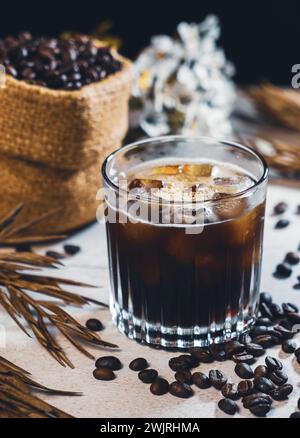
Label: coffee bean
xmin=270 ymin=384 xmax=293 ymax=401
xmin=249 ymin=402 xmax=271 ymax=417
xmin=265 ymin=356 xmax=283 ymax=372
xmin=274 ymin=325 xmax=295 ymax=340
xmin=253 ymin=334 xmax=275 ymax=348
xmin=275 ymin=219 xmax=290 ymax=229
xmin=269 ymin=303 xmax=284 ymax=319
xmin=269 ymin=370 xmax=288 ymax=386
xmin=278 ymin=319 xmax=293 ymax=330
xmin=234 ymin=363 xmax=254 ymax=379
xmin=255 ymin=317 xmax=272 ymax=327
xmin=129 ymin=358 xmax=149 ymax=371
xmin=93 ymin=367 xmax=115 ymax=381
xmin=260 ymin=292 xmax=273 ymax=305
xmin=285 ymin=252 xmax=299 ymax=265
xmin=238 ymin=333 xmax=252 ymax=345
xmin=287 ymin=312 xmax=300 ymax=325
xmin=177 ymin=354 xmax=199 ymax=369
xmin=85 ymin=318 xmax=104 ymax=332
xmin=138 ymin=369 xmax=158 ymax=384
xmin=189 ymin=347 xmax=213 ymax=363
xmin=254 ymin=377 xmax=275 ymax=394
xmin=225 ymin=341 xmax=245 ymax=358
xmin=242 ymin=392 xmax=272 ymax=409
xmin=237 ymin=380 xmax=254 ymax=397
xmin=150 ymin=378 xmax=169 ymax=396
xmin=283 ymin=302 xmax=299 ymax=314
xmin=64 ymin=244 xmax=81 ymax=255
xmin=209 ymin=345 xmax=227 ymax=362
xmin=95 ymin=356 xmax=122 ymax=371
xmin=169 ymin=381 xmax=193 ymax=398
xmin=45 ymin=250 xmax=65 ymax=260
xmin=232 ymin=353 xmax=254 ymax=364
xmin=192 ymin=372 xmax=211 ymax=389
xmin=267 ymin=328 xmax=283 ymax=343
xmin=209 ymin=369 xmax=227 ymax=390
xmin=259 ymin=302 xmax=274 ymax=320
xmin=218 ymin=398 xmax=238 ymax=415
xmin=290 ymin=412 xmax=300 ymax=418
xmin=274 ymin=263 xmax=292 ymax=278
xmin=175 ymin=369 xmax=192 ymax=385
xmin=221 ymin=382 xmax=239 ymax=400
xmin=254 ymin=365 xmax=268 ymax=379
xmin=250 ymin=325 xmax=270 ymax=338
xmin=282 ymin=339 xmax=297 ymax=354
xmin=273 ymin=202 xmax=288 ymax=215
xmin=246 ymin=343 xmax=265 ymax=357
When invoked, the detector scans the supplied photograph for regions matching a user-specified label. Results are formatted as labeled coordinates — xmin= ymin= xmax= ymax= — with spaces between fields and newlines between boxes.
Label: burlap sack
xmin=0 ymin=51 xmax=132 ymax=234
xmin=0 ymin=52 xmax=132 ymax=170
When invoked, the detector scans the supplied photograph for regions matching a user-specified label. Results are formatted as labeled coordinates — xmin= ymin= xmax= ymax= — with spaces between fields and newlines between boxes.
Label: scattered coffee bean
xmin=235 ymin=363 xmax=254 ymax=380
xmin=150 ymin=378 xmax=169 ymax=396
xmin=259 ymin=302 xmax=274 ymax=320
xmin=192 ymin=372 xmax=211 ymax=389
xmin=249 ymin=402 xmax=271 ymax=417
xmin=138 ymin=369 xmax=158 ymax=384
xmin=209 ymin=369 xmax=227 ymax=390
xmin=177 ymin=354 xmax=199 ymax=369
xmin=254 ymin=365 xmax=269 ymax=379
xmin=238 ymin=380 xmax=254 ymax=397
xmin=260 ymin=292 xmax=273 ymax=305
xmin=129 ymin=358 xmax=149 ymax=371
xmin=250 ymin=325 xmax=270 ymax=338
xmin=269 ymin=303 xmax=284 ymax=319
xmin=253 ymin=335 xmax=275 ymax=348
xmin=169 ymin=381 xmax=193 ymax=398
xmin=286 ymin=312 xmax=300 ymax=325
xmin=273 ymin=202 xmax=288 ymax=215
xmin=95 ymin=356 xmax=122 ymax=371
xmin=189 ymin=347 xmax=213 ymax=363
xmin=218 ymin=398 xmax=238 ymax=415
xmin=285 ymin=252 xmax=300 ymax=265
xmin=265 ymin=356 xmax=283 ymax=372
xmin=275 ymin=219 xmax=290 ymax=229
xmin=290 ymin=412 xmax=300 ymax=418
xmin=64 ymin=244 xmax=81 ymax=255
xmin=209 ymin=345 xmax=227 ymax=362
xmin=282 ymin=339 xmax=297 ymax=354
xmin=269 ymin=369 xmax=288 ymax=386
xmin=273 ymin=325 xmax=295 ymax=340
xmin=270 ymin=384 xmax=293 ymax=401
xmin=168 ymin=356 xmax=191 ymax=372
xmin=93 ymin=367 xmax=115 ymax=381
xmin=238 ymin=333 xmax=252 ymax=345
xmin=274 ymin=263 xmax=292 ymax=279
xmin=282 ymin=302 xmax=299 ymax=314
xmin=242 ymin=392 xmax=272 ymax=409
xmin=175 ymin=369 xmax=192 ymax=385
xmin=232 ymin=353 xmax=254 ymax=364
xmin=254 ymin=377 xmax=275 ymax=394
xmin=224 ymin=341 xmax=245 ymax=358
xmin=246 ymin=343 xmax=265 ymax=357
xmin=221 ymin=382 xmax=239 ymax=400
xmin=255 ymin=317 xmax=272 ymax=327
xmin=45 ymin=250 xmax=65 ymax=260
xmin=85 ymin=318 xmax=104 ymax=332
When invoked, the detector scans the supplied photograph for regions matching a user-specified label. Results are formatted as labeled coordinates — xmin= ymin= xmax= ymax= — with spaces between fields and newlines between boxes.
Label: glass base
xmin=111 ymin=303 xmax=256 ymax=349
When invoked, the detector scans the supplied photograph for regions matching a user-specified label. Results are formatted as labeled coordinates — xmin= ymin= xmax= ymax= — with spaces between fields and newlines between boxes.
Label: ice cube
xmin=183 ymin=163 xmax=213 ymax=177
xmin=215 ymin=198 xmax=247 ymax=221
xmin=213 ymin=176 xmax=253 ymax=195
xmin=150 ymin=165 xmax=181 ymax=175
xmin=128 ymin=178 xmax=163 ymax=190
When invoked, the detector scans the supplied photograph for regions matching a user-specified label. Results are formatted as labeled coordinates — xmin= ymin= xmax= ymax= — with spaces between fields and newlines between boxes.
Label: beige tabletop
xmin=1 ymin=182 xmax=300 ymax=418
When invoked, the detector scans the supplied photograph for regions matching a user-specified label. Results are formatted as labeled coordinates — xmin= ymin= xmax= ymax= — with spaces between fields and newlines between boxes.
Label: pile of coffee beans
xmin=0 ymin=32 xmax=122 ymax=90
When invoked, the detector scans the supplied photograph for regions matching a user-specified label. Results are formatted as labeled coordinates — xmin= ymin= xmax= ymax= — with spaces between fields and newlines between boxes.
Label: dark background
xmin=1 ymin=0 xmax=299 ymax=84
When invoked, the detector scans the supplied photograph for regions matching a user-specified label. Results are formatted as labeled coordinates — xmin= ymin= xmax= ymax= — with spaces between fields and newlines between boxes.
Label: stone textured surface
xmin=1 ymin=183 xmax=300 ymax=418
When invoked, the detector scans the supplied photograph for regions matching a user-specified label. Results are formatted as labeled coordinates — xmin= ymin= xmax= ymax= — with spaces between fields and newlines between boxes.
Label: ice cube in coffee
xmin=102 ymin=137 xmax=268 ymax=347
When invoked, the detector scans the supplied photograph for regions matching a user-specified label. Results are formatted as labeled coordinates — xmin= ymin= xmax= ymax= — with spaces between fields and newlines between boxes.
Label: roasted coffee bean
xmin=282 ymin=302 xmax=299 ymax=314
xmin=64 ymin=244 xmax=81 ymax=255
xmin=269 ymin=370 xmax=288 ymax=386
xmin=273 ymin=202 xmax=288 ymax=215
xmin=192 ymin=372 xmax=211 ymax=389
xmin=238 ymin=333 xmax=252 ymax=345
xmin=235 ymin=363 xmax=254 ymax=379
xmin=253 ymin=334 xmax=276 ymax=348
xmin=285 ymin=252 xmax=300 ymax=265
xmin=225 ymin=341 xmax=245 ymax=358
xmin=249 ymin=402 xmax=271 ymax=417
xmin=282 ymin=339 xmax=297 ymax=354
xmin=218 ymin=398 xmax=238 ymax=415
xmin=274 ymin=263 xmax=292 ymax=278
xmin=232 ymin=353 xmax=254 ymax=364
xmin=168 ymin=356 xmax=192 ymax=372
xmin=95 ymin=356 xmax=122 ymax=370
xmin=129 ymin=358 xmax=149 ymax=371
xmin=254 ymin=377 xmax=275 ymax=394
xmin=278 ymin=318 xmax=293 ymax=330
xmin=265 ymin=356 xmax=283 ymax=372
xmin=150 ymin=378 xmax=169 ymax=396
xmin=209 ymin=345 xmax=227 ymax=362
xmin=286 ymin=312 xmax=300 ymax=325
xmin=221 ymin=382 xmax=239 ymax=400
xmin=189 ymin=347 xmax=213 ymax=363
xmin=169 ymin=381 xmax=193 ymax=398
xmin=269 ymin=303 xmax=284 ymax=319
xmin=290 ymin=412 xmax=300 ymax=418
xmin=45 ymin=250 xmax=65 ymax=260
xmin=250 ymin=325 xmax=270 ymax=338
xmin=246 ymin=343 xmax=265 ymax=357
xmin=259 ymin=302 xmax=274 ymax=320
xmin=254 ymin=365 xmax=269 ymax=379
xmin=175 ymin=369 xmax=192 ymax=385
xmin=254 ymin=317 xmax=272 ymax=327
xmin=209 ymin=369 xmax=227 ymax=390
xmin=138 ymin=369 xmax=158 ymax=384
xmin=93 ymin=367 xmax=115 ymax=381
xmin=275 ymin=219 xmax=290 ymax=229
xmin=85 ymin=318 xmax=104 ymax=332
xmin=242 ymin=392 xmax=272 ymax=409
xmin=274 ymin=325 xmax=295 ymax=340
xmin=267 ymin=329 xmax=283 ymax=344
xmin=178 ymin=354 xmax=199 ymax=369
xmin=238 ymin=380 xmax=254 ymax=397
xmin=259 ymin=292 xmax=273 ymax=305
xmin=270 ymin=384 xmax=293 ymax=401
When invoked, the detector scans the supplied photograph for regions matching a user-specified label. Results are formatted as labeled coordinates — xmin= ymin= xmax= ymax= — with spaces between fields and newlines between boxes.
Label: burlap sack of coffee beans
xmin=0 ymin=53 xmax=132 ymax=234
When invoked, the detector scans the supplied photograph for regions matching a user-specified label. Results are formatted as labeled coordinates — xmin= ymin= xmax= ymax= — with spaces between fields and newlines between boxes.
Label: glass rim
xmin=101 ymin=135 xmax=269 ymax=206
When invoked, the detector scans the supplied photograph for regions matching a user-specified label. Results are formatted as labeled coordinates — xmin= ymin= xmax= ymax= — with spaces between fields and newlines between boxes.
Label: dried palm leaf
xmin=0 ymin=206 xmax=117 ymax=368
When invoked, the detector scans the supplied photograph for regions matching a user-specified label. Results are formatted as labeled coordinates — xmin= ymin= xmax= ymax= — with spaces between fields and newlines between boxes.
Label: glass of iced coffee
xmin=102 ymin=136 xmax=268 ymax=348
